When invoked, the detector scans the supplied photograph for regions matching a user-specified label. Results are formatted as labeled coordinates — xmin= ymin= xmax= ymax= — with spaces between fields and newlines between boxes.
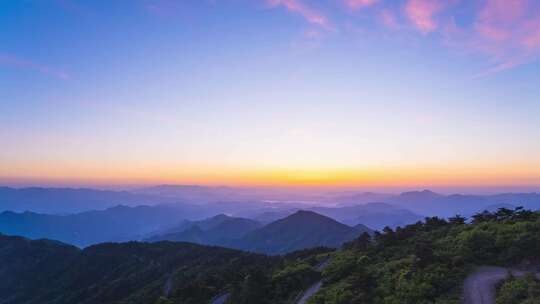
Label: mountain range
xmin=0 ymin=204 xmax=214 ymax=247
xmin=0 ymin=206 xmax=370 ymax=254
xmin=0 ymin=187 xmax=179 ymax=214
xmin=1 ymin=186 xmax=540 ymax=252
xmin=385 ymin=190 xmax=540 ymax=217
xmin=146 ymin=214 xmax=262 ymax=245
xmin=2 ymin=207 xmax=539 ymax=304
xmin=147 ymin=211 xmax=371 ymax=255
xmin=3 ymin=186 xmax=540 ymax=218
xmin=230 ymin=202 xmax=425 ymax=229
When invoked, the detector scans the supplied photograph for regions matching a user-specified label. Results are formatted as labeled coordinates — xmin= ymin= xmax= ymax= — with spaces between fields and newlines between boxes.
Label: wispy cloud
xmin=139 ymin=0 xmax=540 ymax=76
xmin=266 ymin=0 xmax=331 ymax=29
xmin=443 ymin=0 xmax=540 ymax=76
xmin=404 ymin=0 xmax=446 ymax=34
xmin=0 ymin=53 xmax=71 ymax=80
xmin=265 ymin=0 xmax=540 ymax=75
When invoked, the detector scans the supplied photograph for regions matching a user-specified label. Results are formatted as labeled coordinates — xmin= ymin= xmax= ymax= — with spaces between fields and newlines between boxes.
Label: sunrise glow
xmin=1 ymin=0 xmax=539 ymax=190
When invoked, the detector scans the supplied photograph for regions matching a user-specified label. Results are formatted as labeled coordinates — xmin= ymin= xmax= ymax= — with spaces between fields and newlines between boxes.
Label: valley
xmin=0 ymin=195 xmax=538 ymax=303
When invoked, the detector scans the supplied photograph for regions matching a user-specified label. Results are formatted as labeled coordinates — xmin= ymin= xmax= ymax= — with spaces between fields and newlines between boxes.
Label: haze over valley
xmin=2 ymin=185 xmax=539 ymax=251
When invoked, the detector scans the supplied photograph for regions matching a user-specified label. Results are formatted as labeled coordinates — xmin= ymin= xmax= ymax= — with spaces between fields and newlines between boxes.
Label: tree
xmin=472 ymin=210 xmax=496 ymax=224
xmin=448 ymin=215 xmax=466 ymax=225
xmin=343 ymin=232 xmax=371 ymax=251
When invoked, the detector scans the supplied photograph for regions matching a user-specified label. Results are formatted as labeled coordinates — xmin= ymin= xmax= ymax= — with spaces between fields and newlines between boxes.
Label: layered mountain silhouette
xmin=2 ymin=186 xmax=539 ymax=252
xmin=147 ymin=211 xmax=371 ymax=254
xmin=0 ymin=204 xmax=213 ymax=247
xmin=386 ymin=190 xmax=540 ymax=216
xmin=244 ymin=203 xmax=424 ymax=230
xmin=146 ymin=214 xmax=262 ymax=245
xmin=309 ymin=202 xmax=424 ymax=229
xmin=251 ymin=210 xmax=294 ymax=224
xmin=0 ymin=187 xmax=181 ymax=214
xmin=2 ymin=187 xmax=540 ymax=218
xmin=232 ymin=210 xmax=372 ymax=255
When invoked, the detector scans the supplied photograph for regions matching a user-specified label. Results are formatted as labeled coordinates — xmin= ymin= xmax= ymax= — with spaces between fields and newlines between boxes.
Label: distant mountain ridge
xmin=0 ymin=187 xmax=180 ymax=214
xmin=2 ymin=186 xmax=539 ymax=219
xmin=386 ymin=190 xmax=540 ymax=216
xmin=1 ymin=186 xmax=539 ymax=251
xmin=241 ymin=202 xmax=424 ymax=230
xmin=148 ymin=211 xmax=371 ymax=255
xmin=0 ymin=204 xmax=214 ymax=247
xmin=309 ymin=202 xmax=424 ymax=229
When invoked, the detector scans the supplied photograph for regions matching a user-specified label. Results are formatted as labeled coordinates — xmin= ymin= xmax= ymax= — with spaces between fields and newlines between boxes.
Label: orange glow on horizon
xmin=2 ymin=162 xmax=539 ymax=188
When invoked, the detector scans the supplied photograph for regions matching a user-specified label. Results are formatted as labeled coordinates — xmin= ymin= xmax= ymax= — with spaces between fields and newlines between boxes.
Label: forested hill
xmin=233 ymin=210 xmax=371 ymax=255
xmin=2 ymin=208 xmax=539 ymax=304
xmin=0 ymin=235 xmax=280 ymax=304
xmin=307 ymin=208 xmax=540 ymax=303
xmin=0 ymin=234 xmax=336 ymax=304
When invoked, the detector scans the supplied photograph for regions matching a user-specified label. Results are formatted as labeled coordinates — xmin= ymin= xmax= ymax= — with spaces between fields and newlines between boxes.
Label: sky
xmin=1 ymin=0 xmax=540 ymax=190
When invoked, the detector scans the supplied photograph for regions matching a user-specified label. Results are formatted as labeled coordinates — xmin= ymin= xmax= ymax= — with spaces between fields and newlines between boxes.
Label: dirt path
xmin=314 ymin=258 xmax=331 ymax=272
xmin=297 ymin=281 xmax=322 ymax=304
xmin=295 ymin=256 xmax=332 ymax=304
xmin=163 ymin=273 xmax=173 ymax=298
xmin=210 ymin=293 xmax=229 ymax=304
xmin=463 ymin=266 xmax=540 ymax=304
xmin=166 ymin=273 xmax=229 ymax=304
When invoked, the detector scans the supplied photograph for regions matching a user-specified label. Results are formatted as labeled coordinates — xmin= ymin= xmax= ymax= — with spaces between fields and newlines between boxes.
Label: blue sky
xmin=1 ymin=0 xmax=539 ymax=189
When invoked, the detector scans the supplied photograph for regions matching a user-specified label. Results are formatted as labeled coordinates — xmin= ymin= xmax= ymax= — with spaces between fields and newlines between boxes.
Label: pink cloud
xmin=474 ymin=0 xmax=528 ymax=41
xmin=521 ymin=19 xmax=540 ymax=49
xmin=0 ymin=53 xmax=71 ymax=80
xmin=266 ymin=0 xmax=330 ymax=29
xmin=267 ymin=0 xmax=540 ymax=75
xmin=404 ymin=0 xmax=445 ymax=34
xmin=402 ymin=0 xmax=540 ymax=76
xmin=344 ymin=0 xmax=379 ymax=10
xmin=478 ymin=0 xmax=527 ymax=24
xmin=466 ymin=0 xmax=540 ymax=74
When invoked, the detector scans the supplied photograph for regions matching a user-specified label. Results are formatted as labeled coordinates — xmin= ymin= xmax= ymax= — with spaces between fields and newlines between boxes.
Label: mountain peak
xmin=291 ymin=210 xmax=322 ymax=216
xmin=209 ymin=214 xmax=231 ymax=220
xmin=237 ymin=210 xmax=365 ymax=254
xmin=282 ymin=210 xmax=340 ymax=224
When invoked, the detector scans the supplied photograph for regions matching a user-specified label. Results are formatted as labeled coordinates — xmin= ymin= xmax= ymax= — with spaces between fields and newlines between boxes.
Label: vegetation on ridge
xmin=496 ymin=273 xmax=540 ymax=304
xmin=305 ymin=207 xmax=540 ymax=304
xmin=1 ymin=207 xmax=539 ymax=304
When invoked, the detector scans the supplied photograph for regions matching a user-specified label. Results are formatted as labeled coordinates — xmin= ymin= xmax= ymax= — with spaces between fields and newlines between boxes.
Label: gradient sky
xmin=1 ymin=0 xmax=540 ymax=189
